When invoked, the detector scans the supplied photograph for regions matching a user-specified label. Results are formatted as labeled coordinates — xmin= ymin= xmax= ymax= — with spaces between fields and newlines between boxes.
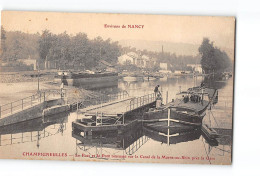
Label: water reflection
xmin=0 ymin=112 xmax=69 ymax=147
xmin=0 ymin=75 xmax=233 ymax=164
xmin=143 ymin=127 xmax=201 ymax=145
xmin=73 ymin=122 xmax=149 ymax=160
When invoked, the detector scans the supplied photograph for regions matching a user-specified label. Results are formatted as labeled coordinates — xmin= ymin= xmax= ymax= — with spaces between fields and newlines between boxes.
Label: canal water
xmin=0 ymin=76 xmax=233 ymax=165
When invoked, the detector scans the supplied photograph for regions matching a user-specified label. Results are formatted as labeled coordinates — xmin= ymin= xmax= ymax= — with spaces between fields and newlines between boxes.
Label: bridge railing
xmin=125 ymin=136 xmax=150 ymax=155
xmin=126 ymin=93 xmax=156 ymax=112
xmin=0 ymin=92 xmax=46 ymax=119
xmin=75 ymin=91 xmax=129 ymax=110
xmin=0 ymin=89 xmax=65 ymax=119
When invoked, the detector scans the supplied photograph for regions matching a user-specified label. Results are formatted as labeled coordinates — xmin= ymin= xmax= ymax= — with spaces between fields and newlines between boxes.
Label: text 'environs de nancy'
xmin=104 ymin=24 xmax=144 ymax=29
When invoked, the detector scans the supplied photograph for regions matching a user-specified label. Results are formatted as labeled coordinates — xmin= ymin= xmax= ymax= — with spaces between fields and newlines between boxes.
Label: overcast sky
xmin=2 ymin=11 xmax=235 ymax=58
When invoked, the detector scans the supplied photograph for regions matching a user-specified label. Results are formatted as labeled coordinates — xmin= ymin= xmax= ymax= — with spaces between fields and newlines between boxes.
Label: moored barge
xmin=54 ymin=71 xmax=119 ymax=88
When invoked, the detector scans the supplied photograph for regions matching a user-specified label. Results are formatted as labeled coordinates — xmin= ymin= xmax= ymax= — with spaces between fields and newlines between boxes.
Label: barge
xmin=143 ymin=87 xmax=218 ymax=127
xmin=54 ymin=71 xmax=119 ymax=88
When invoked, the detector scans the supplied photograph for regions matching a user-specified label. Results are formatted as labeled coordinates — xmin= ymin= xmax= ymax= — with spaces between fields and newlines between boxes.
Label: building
xmin=19 ymin=58 xmax=37 ymax=70
xmin=118 ymin=52 xmax=158 ymax=69
xmin=187 ymin=64 xmax=203 ymax=73
xmin=118 ymin=52 xmax=139 ymax=65
xmin=159 ymin=62 xmax=168 ymax=70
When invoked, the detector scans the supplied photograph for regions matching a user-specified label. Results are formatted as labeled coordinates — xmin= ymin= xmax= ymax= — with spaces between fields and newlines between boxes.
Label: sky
xmin=1 ymin=11 xmax=235 ymax=58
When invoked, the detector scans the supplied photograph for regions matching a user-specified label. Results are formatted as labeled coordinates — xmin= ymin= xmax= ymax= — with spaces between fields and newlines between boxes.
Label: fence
xmin=0 ymin=89 xmax=63 ymax=119
xmin=126 ymin=93 xmax=156 ymax=112
xmin=73 ymin=91 xmax=129 ymax=110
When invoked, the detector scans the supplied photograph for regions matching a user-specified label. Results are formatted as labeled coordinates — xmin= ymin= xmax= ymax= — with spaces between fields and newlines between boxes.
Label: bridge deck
xmin=80 ymin=93 xmax=156 ymax=117
xmin=80 ymin=97 xmax=134 ymax=116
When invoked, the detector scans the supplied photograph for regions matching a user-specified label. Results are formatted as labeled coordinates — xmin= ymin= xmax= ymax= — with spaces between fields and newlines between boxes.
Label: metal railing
xmin=113 ymin=93 xmax=156 ymax=125
xmin=74 ymin=91 xmax=129 ymax=110
xmin=126 ymin=93 xmax=156 ymax=112
xmin=125 ymin=136 xmax=150 ymax=155
xmin=0 ymin=89 xmax=64 ymax=119
xmin=0 ymin=92 xmax=46 ymax=118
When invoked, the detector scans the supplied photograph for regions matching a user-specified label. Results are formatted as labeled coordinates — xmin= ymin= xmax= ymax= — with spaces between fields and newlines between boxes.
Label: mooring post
xmin=22 ymin=99 xmax=23 ymax=110
xmin=123 ymin=113 xmax=125 ymax=124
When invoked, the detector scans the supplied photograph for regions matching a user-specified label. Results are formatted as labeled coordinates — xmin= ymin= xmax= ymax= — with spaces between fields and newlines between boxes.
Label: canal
xmin=0 ymin=75 xmax=233 ymax=165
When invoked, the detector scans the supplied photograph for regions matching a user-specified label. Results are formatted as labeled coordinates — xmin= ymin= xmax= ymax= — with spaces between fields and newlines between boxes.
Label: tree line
xmin=1 ymin=26 xmax=218 ymax=72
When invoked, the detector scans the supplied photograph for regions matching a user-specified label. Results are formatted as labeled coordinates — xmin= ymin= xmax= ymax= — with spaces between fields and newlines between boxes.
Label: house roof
xmin=127 ymin=52 xmax=139 ymax=59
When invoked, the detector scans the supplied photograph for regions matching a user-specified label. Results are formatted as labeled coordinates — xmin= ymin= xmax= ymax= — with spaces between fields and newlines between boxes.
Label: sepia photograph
xmin=0 ymin=11 xmax=235 ymax=165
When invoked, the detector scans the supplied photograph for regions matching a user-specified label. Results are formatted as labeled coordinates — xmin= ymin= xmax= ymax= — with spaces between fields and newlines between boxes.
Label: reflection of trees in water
xmin=201 ymin=74 xmax=227 ymax=89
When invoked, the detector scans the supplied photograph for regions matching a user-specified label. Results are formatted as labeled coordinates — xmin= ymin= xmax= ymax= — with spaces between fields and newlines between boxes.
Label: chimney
xmin=162 ymin=45 xmax=164 ymax=54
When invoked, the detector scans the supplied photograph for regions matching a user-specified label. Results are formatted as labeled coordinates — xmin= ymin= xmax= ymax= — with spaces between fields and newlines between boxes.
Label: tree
xmin=1 ymin=26 xmax=6 ymax=58
xmin=38 ymin=30 xmax=53 ymax=65
xmin=199 ymin=38 xmax=231 ymax=74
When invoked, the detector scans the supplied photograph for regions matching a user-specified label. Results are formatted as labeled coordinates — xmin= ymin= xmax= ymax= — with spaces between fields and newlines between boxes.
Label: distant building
xmin=160 ymin=63 xmax=168 ymax=70
xmin=19 ymin=58 xmax=37 ymax=70
xmin=118 ymin=52 xmax=139 ymax=65
xmin=187 ymin=64 xmax=203 ymax=73
xmin=118 ymin=52 xmax=157 ymax=68
xmin=159 ymin=70 xmax=171 ymax=74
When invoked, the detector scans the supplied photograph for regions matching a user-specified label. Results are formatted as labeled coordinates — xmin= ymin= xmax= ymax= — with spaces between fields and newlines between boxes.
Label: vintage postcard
xmin=0 ymin=11 xmax=235 ymax=165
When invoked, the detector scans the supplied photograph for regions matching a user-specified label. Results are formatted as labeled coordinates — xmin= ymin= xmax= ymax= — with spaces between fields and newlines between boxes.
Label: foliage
xmin=1 ymin=28 xmax=205 ymax=72
xmin=199 ymin=38 xmax=231 ymax=73
xmin=1 ymin=26 xmax=39 ymax=62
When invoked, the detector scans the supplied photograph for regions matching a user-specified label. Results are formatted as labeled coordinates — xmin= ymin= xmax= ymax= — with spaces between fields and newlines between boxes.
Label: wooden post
xmin=123 ymin=114 xmax=125 ymax=124
xmin=0 ymin=106 xmax=1 ymax=118
xmin=22 ymin=99 xmax=23 ymax=110
xmin=10 ymin=103 xmax=12 ymax=114
xmin=31 ymin=96 xmax=33 ymax=106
